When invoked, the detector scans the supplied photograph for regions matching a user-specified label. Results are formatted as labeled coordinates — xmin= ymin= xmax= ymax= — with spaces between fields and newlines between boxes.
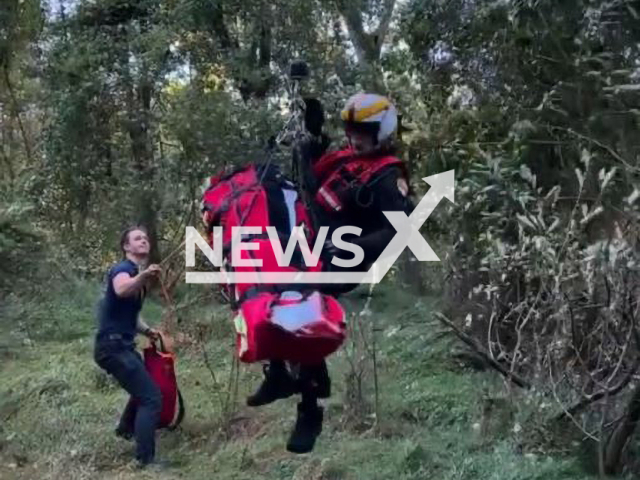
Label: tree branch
xmin=373 ymin=0 xmax=396 ymax=50
xmin=550 ymin=126 xmax=639 ymax=172
xmin=334 ymin=0 xmax=370 ymax=64
xmin=2 ymin=65 xmax=33 ymax=165
xmin=555 ymin=360 xmax=640 ymax=420
xmin=435 ymin=312 xmax=532 ymax=389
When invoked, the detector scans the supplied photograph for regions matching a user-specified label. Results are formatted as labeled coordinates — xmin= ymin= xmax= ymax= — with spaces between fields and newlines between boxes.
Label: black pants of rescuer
xmin=249 ymin=358 xmax=329 ymax=453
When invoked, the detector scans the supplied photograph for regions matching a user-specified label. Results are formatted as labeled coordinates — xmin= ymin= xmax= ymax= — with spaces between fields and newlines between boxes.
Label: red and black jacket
xmin=300 ymin=143 xmax=415 ymax=273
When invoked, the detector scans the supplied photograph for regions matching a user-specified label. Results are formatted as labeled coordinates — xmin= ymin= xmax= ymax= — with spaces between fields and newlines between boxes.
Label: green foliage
xmin=1 ymin=282 xmax=605 ymax=479
xmin=388 ymin=1 xmax=640 ymax=474
xmin=0 ymin=201 xmax=45 ymax=295
xmin=0 ymin=0 xmax=43 ymax=70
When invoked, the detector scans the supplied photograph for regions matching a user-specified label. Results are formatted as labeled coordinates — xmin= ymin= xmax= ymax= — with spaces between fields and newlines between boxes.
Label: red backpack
xmin=132 ymin=334 xmax=185 ymax=430
xmin=201 ymin=163 xmax=346 ymax=365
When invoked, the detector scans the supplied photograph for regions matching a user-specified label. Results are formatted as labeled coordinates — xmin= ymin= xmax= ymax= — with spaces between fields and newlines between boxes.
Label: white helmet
xmin=340 ymin=93 xmax=398 ymax=144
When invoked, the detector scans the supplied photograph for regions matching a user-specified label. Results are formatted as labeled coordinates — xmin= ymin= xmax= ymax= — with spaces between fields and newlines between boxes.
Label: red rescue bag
xmin=234 ymin=290 xmax=346 ymax=365
xmin=142 ymin=334 xmax=185 ymax=430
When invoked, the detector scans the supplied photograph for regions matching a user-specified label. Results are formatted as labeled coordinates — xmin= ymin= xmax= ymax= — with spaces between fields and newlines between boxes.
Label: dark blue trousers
xmin=94 ymin=338 xmax=162 ymax=464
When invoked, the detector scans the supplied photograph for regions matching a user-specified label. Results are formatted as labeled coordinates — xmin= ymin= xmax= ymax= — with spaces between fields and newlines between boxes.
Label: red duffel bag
xmin=233 ymin=290 xmax=347 ymax=365
xmin=142 ymin=333 xmax=185 ymax=430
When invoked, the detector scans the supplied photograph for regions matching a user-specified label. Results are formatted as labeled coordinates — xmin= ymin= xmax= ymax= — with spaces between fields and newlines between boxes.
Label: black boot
xmin=246 ymin=360 xmax=296 ymax=407
xmin=114 ymin=426 xmax=134 ymax=441
xmin=286 ymin=402 xmax=324 ymax=454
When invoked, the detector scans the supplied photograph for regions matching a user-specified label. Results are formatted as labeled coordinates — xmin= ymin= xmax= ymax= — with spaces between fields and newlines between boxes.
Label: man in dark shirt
xmin=93 ymin=225 xmax=163 ymax=467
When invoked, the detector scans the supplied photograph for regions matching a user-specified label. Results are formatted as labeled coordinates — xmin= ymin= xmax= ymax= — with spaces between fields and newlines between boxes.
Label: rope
xmin=355 ymin=280 xmax=380 ymax=426
xmin=160 ymin=239 xmax=186 ymax=267
xmin=228 ymin=77 xmax=310 ymax=292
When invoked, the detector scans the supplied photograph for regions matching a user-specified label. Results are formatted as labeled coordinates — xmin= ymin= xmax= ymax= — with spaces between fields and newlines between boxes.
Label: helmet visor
xmin=343 ymin=120 xmax=380 ymax=140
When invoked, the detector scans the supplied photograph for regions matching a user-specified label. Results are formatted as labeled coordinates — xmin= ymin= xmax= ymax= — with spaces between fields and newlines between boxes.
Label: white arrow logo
xmin=361 ymin=170 xmax=455 ymax=283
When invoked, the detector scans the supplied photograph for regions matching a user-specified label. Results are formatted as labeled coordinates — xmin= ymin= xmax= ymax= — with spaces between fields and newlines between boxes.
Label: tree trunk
xmin=126 ymin=71 xmax=161 ymax=263
xmin=603 ymin=381 xmax=640 ymax=475
xmin=398 ymin=250 xmax=428 ymax=295
xmin=0 ymin=108 xmax=15 ymax=185
xmin=2 ymin=65 xmax=33 ymax=165
xmin=206 ymin=1 xmax=273 ymax=100
xmin=334 ymin=0 xmax=396 ymax=91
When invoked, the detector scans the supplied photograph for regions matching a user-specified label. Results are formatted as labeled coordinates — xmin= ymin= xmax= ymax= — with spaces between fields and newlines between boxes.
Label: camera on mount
xmin=289 ymin=60 xmax=309 ymax=81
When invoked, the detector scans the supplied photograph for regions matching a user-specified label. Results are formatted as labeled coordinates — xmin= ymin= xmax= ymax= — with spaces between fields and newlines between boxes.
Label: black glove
xmin=304 ymin=97 xmax=324 ymax=136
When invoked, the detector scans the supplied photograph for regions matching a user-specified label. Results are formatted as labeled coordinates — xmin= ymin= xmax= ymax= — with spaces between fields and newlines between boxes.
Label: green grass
xmin=0 ymin=280 xmax=612 ymax=480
